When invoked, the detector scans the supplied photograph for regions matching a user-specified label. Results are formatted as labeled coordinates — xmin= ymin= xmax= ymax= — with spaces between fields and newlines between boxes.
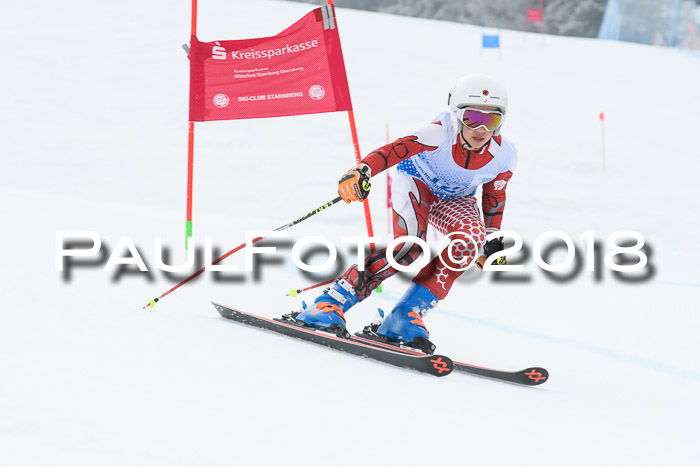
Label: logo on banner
xmin=213 ymin=93 xmax=230 ymax=108
xmin=309 ymin=85 xmax=325 ymax=101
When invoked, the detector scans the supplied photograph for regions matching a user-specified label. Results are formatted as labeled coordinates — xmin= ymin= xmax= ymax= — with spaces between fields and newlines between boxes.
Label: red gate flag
xmin=526 ymin=8 xmax=544 ymax=23
xmin=189 ymin=5 xmax=352 ymax=122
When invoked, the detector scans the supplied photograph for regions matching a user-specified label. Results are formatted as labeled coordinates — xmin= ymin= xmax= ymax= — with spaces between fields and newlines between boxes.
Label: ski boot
xmin=292 ymin=279 xmax=359 ymax=337
xmin=375 ymin=283 xmax=438 ymax=353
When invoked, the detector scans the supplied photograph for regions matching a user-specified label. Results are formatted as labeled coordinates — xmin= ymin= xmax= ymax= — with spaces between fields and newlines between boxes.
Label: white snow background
xmin=1 ymin=0 xmax=699 ymax=465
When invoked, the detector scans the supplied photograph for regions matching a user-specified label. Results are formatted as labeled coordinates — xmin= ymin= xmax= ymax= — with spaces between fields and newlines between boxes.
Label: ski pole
xmin=286 ymin=278 xmax=335 ymax=297
xmin=143 ymin=196 xmax=344 ymax=309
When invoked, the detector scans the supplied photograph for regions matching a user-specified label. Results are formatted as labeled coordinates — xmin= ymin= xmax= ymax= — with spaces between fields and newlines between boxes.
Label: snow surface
xmin=2 ymin=0 xmax=700 ymax=465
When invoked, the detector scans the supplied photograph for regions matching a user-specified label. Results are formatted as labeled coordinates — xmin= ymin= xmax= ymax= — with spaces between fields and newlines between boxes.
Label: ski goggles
xmin=455 ymin=107 xmax=503 ymax=131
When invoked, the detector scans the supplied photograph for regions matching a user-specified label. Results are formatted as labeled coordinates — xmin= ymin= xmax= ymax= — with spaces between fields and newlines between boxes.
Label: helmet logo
xmin=482 ymin=89 xmax=489 ymax=96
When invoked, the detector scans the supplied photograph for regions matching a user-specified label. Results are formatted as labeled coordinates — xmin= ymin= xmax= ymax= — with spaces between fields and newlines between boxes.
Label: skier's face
xmin=461 ymin=124 xmax=494 ymax=150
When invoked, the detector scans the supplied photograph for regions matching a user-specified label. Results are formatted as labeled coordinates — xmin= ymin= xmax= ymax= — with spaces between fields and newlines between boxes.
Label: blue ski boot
xmin=376 ymin=283 xmax=438 ymax=351
xmin=294 ymin=279 xmax=359 ymax=333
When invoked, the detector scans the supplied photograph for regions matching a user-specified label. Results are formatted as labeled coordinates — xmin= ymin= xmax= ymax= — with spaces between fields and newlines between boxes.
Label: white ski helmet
xmin=448 ymin=73 xmax=508 ymax=136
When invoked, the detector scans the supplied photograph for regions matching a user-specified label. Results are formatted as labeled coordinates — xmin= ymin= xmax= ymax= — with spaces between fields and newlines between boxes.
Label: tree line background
xmin=290 ymin=0 xmax=607 ymax=38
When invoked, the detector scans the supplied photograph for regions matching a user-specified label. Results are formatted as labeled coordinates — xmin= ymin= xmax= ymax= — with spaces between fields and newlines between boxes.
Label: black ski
xmin=352 ymin=332 xmax=549 ymax=386
xmin=213 ymin=302 xmax=453 ymax=377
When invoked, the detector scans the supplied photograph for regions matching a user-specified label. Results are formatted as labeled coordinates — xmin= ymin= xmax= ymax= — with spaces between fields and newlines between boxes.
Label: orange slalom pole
xmin=325 ymin=0 xmax=376 ymax=248
xmin=347 ymin=110 xmax=382 ymax=293
xmin=185 ymin=121 xmax=195 ymax=247
xmin=191 ymin=0 xmax=198 ymax=36
xmin=328 ymin=0 xmax=379 ymax=292
xmin=185 ymin=0 xmax=198 ymax=248
xmin=347 ymin=109 xmax=376 ymax=252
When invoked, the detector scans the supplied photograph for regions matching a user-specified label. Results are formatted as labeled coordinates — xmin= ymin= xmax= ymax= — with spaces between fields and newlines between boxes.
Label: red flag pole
xmin=191 ymin=0 xmax=198 ymax=36
xmin=347 ymin=109 xmax=377 ymax=252
xmin=329 ymin=0 xmax=379 ymax=292
xmin=326 ymin=0 xmax=377 ymax=252
xmin=185 ymin=0 xmax=198 ymax=249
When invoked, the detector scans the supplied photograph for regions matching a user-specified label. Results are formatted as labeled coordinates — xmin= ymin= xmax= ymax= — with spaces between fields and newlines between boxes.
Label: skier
xmin=294 ymin=73 xmax=517 ymax=350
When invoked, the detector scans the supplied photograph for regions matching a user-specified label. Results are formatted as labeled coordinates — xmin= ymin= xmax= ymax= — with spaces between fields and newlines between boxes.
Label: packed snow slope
xmin=2 ymin=1 xmax=699 ymax=466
